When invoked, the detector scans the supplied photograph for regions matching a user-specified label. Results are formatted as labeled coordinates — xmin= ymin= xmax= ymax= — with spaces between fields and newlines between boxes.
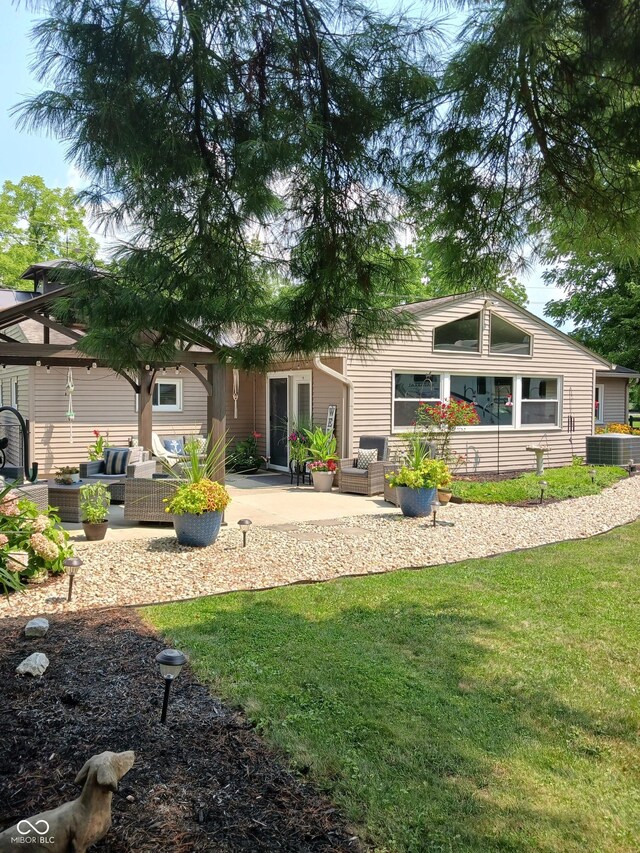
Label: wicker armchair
xmin=124 ymin=477 xmax=183 ymax=523
xmin=338 ymin=435 xmax=389 ymax=496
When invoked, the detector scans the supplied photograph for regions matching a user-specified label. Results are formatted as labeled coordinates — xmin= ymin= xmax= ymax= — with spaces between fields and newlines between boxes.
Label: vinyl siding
xmin=597 ymin=376 xmax=628 ymax=425
xmin=0 ymin=365 xmax=31 ymax=467
xmin=346 ymin=295 xmax=606 ymax=472
xmin=30 ymin=366 xmax=248 ymax=474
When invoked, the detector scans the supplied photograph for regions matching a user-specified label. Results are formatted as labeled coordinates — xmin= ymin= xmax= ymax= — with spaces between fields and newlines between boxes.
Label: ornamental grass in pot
xmin=163 ymin=434 xmax=231 ymax=547
xmin=79 ymin=482 xmax=110 ymax=540
xmin=386 ymin=438 xmax=451 ymax=518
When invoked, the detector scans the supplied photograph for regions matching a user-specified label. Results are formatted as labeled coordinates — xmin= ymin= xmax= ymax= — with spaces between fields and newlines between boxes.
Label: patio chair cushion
xmin=103 ymin=447 xmax=131 ymax=475
xmin=340 ymin=466 xmax=367 ymax=477
xmin=162 ymin=437 xmax=185 ymax=455
xmin=356 ymin=448 xmax=378 ymax=469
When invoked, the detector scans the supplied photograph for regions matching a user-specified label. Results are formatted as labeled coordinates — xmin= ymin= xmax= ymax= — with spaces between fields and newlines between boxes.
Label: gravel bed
xmin=3 ymin=477 xmax=640 ymax=618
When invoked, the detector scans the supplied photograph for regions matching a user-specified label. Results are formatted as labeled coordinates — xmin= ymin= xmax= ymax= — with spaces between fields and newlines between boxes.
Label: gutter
xmin=312 ymin=356 xmax=353 ymax=459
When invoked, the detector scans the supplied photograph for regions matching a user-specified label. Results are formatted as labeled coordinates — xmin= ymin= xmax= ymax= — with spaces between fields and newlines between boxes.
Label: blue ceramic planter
xmin=396 ymin=486 xmax=437 ymax=518
xmin=173 ymin=511 xmax=223 ymax=547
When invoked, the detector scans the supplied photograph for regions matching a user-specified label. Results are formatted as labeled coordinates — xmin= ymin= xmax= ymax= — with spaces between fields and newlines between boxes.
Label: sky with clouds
xmin=0 ymin=2 xmax=560 ymax=318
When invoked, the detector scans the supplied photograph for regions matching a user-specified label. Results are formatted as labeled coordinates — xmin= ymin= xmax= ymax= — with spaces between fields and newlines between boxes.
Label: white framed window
xmin=11 ymin=378 xmax=18 ymax=409
xmin=490 ymin=315 xmax=532 ymax=356
xmin=392 ymin=372 xmax=442 ymax=430
xmin=433 ymin=312 xmax=481 ymax=353
xmin=450 ymin=375 xmax=514 ymax=426
xmin=153 ymin=379 xmax=182 ymax=411
xmin=520 ymin=377 xmax=560 ymax=427
xmin=137 ymin=378 xmax=183 ymax=412
xmin=595 ymin=384 xmax=605 ymax=424
xmin=391 ymin=372 xmax=562 ymax=432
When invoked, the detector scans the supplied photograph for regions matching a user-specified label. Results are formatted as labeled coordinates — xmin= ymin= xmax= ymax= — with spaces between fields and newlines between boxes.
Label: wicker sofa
xmin=1 ymin=467 xmax=49 ymax=511
xmin=337 ymin=436 xmax=389 ymax=496
xmin=79 ymin=451 xmax=155 ymax=503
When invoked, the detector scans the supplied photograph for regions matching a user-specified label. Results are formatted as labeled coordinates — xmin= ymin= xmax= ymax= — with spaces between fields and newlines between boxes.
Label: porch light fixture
xmin=145 ymin=364 xmax=151 ymax=371
xmin=46 ymin=366 xmax=50 ymax=373
xmin=92 ymin=362 xmax=97 ymax=369
xmin=238 ymin=518 xmax=252 ymax=547
xmin=539 ymin=480 xmax=548 ymax=504
xmin=628 ymin=458 xmax=635 ymax=477
xmin=36 ymin=360 xmax=41 ymax=367
xmin=589 ymin=468 xmax=596 ymax=484
xmin=86 ymin=366 xmax=91 ymax=373
xmin=64 ymin=556 xmax=84 ymax=602
xmin=155 ymin=648 xmax=187 ymax=724
xmin=175 ymin=366 xmax=180 ymax=374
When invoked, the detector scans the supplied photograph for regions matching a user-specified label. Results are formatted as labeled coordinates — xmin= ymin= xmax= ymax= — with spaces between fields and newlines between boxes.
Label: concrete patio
xmin=61 ymin=471 xmax=395 ymax=543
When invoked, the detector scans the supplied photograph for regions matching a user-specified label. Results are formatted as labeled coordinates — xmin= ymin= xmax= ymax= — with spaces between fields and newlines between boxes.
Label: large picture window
xmin=393 ymin=373 xmax=441 ymax=429
xmin=450 ymin=375 xmax=513 ymax=426
xmin=433 ymin=313 xmax=481 ymax=352
xmin=490 ymin=315 xmax=531 ymax=355
xmin=521 ymin=377 xmax=559 ymax=426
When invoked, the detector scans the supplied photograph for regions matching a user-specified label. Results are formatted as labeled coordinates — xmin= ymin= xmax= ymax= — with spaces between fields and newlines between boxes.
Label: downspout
xmin=312 ymin=357 xmax=353 ymax=459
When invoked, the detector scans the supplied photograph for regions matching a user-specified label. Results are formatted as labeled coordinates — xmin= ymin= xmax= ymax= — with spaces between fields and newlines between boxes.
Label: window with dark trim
xmin=433 ymin=313 xmax=481 ymax=352
xmin=490 ymin=315 xmax=531 ymax=355
xmin=393 ymin=373 xmax=441 ymax=428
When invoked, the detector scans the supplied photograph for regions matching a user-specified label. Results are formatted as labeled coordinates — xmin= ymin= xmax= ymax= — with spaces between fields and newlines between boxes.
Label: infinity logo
xmin=16 ymin=819 xmax=50 ymax=836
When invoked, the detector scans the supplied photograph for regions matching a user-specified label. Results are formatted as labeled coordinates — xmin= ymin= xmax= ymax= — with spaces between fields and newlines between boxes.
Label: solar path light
xmin=156 ymin=649 xmax=187 ymax=724
xmin=237 ymin=518 xmax=253 ymax=547
xmin=64 ymin=557 xmax=83 ymax=602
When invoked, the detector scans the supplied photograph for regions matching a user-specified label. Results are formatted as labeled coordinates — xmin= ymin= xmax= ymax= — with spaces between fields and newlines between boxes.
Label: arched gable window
xmin=433 ymin=312 xmax=480 ymax=352
xmin=490 ymin=315 xmax=531 ymax=355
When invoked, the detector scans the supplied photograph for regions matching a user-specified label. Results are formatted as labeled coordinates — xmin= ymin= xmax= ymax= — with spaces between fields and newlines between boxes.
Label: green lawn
xmin=144 ymin=522 xmax=640 ymax=852
xmin=451 ymin=464 xmax=626 ymax=503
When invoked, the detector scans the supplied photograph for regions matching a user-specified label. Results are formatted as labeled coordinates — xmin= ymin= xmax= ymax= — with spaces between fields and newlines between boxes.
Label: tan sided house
xmin=0 ymin=271 xmax=634 ymax=476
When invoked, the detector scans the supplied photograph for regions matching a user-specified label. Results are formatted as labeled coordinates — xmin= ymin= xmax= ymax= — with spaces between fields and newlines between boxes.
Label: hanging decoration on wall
xmin=232 ymin=369 xmax=240 ymax=419
xmin=65 ymin=367 xmax=75 ymax=442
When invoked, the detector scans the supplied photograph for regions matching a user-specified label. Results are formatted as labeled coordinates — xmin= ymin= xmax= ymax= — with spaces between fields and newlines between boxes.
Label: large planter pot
xmin=173 ymin=511 xmax=223 ymax=547
xmin=311 ymin=471 xmax=335 ymax=493
xmin=396 ymin=486 xmax=437 ymax=518
xmin=82 ymin=521 xmax=108 ymax=541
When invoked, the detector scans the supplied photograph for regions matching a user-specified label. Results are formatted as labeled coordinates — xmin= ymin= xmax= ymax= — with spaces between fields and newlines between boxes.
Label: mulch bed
xmin=0 ymin=610 xmax=359 ymax=852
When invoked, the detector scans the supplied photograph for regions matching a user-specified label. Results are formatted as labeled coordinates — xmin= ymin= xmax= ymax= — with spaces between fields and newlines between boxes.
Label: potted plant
xmin=164 ymin=435 xmax=231 ymax=547
xmin=229 ymin=431 xmax=266 ymax=474
xmin=79 ymin=482 xmax=111 ymax=540
xmin=288 ymin=421 xmax=311 ymax=482
xmin=386 ymin=437 xmax=451 ymax=517
xmin=55 ymin=466 xmax=80 ymax=485
xmin=87 ymin=429 xmax=111 ymax=461
xmin=304 ymin=426 xmax=338 ymax=492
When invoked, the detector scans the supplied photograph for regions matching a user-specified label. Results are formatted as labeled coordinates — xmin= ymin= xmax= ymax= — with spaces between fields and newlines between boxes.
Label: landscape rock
xmin=24 ymin=617 xmax=49 ymax=638
xmin=16 ymin=652 xmax=49 ymax=676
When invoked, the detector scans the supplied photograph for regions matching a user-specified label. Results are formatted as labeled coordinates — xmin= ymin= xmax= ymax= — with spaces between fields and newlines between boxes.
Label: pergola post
xmin=207 ymin=362 xmax=226 ymax=483
xmin=138 ymin=368 xmax=154 ymax=453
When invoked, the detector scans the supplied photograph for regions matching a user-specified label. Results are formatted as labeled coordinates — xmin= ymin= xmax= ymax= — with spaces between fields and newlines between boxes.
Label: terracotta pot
xmin=311 ymin=471 xmax=335 ymax=492
xmin=82 ymin=521 xmax=108 ymax=541
xmin=437 ymin=489 xmax=452 ymax=505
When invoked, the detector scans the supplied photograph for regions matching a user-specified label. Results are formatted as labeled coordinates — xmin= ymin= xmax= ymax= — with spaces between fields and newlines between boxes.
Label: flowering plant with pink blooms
xmin=87 ymin=428 xmax=111 ymax=461
xmin=0 ymin=484 xmax=72 ymax=592
xmin=307 ymin=459 xmax=337 ymax=473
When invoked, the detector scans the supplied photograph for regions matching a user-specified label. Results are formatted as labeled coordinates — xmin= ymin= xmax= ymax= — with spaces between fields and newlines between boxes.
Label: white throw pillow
xmin=356 ymin=448 xmax=378 ymax=469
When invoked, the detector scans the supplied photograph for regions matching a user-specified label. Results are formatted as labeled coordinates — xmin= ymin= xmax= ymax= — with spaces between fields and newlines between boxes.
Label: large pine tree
xmin=17 ymin=0 xmax=438 ymax=368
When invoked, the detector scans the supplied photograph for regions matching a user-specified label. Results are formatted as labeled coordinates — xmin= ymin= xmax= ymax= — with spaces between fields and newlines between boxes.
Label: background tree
xmin=18 ymin=0 xmax=438 ymax=369
xmin=416 ymin=0 xmax=640 ymax=287
xmin=0 ymin=175 xmax=98 ymax=290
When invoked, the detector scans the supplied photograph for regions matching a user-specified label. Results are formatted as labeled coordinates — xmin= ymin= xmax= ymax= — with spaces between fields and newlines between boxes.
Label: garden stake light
xmin=64 ymin=557 xmax=83 ymax=602
xmin=628 ymin=458 xmax=635 ymax=477
xmin=539 ymin=480 xmax=548 ymax=504
xmin=589 ymin=468 xmax=596 ymax=484
xmin=155 ymin=649 xmax=187 ymax=725
xmin=238 ymin=518 xmax=252 ymax=547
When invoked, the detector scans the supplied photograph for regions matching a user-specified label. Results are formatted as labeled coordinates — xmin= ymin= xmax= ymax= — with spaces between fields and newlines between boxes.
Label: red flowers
xmin=93 ymin=429 xmax=100 ymax=437
xmin=252 ymin=431 xmax=262 ymax=440
xmin=418 ymin=399 xmax=481 ymax=428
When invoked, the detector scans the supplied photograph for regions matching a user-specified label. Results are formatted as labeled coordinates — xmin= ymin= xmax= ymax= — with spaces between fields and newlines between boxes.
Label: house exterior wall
xmin=596 ymin=376 xmax=628 ymax=425
xmin=345 ymin=295 xmax=606 ymax=472
xmin=30 ymin=366 xmax=251 ymax=474
xmin=253 ymin=358 xmax=345 ymax=462
xmin=0 ymin=365 xmax=31 ymax=467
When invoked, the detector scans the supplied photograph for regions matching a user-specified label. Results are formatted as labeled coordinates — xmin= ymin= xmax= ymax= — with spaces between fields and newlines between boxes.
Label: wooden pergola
xmin=0 ymin=261 xmax=227 ymax=478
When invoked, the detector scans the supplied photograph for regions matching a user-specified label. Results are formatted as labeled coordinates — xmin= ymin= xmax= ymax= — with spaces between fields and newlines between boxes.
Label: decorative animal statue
xmin=0 ymin=750 xmax=134 ymax=852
